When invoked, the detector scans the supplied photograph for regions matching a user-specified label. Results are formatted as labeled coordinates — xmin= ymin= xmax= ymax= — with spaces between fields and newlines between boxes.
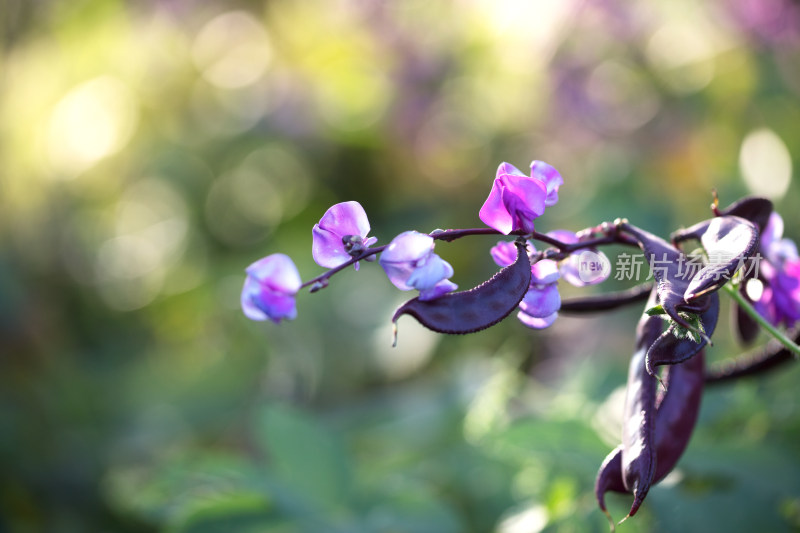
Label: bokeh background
xmin=2 ymin=0 xmax=800 ymax=531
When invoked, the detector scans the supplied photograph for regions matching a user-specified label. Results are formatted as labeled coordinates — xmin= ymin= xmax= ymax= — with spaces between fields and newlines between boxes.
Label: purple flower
xmin=490 ymin=240 xmax=525 ymax=268
xmin=761 ymin=212 xmax=798 ymax=266
xmin=518 ymin=259 xmax=561 ymax=329
xmin=241 ymin=254 xmax=302 ymax=323
xmin=489 ymin=231 xmax=608 ymax=330
xmin=489 ymin=241 xmax=561 ymax=329
xmin=547 ymin=230 xmax=610 ymax=287
xmin=479 ymin=162 xmax=549 ymax=235
xmin=531 ymin=160 xmax=564 ymax=208
xmin=380 ymin=231 xmax=458 ymax=301
xmin=753 ymin=213 xmax=800 ymax=327
xmin=312 ymin=201 xmax=378 ymax=270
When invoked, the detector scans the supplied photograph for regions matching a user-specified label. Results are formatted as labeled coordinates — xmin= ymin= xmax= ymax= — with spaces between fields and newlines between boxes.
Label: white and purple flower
xmin=241 ymin=253 xmax=302 ymax=323
xmin=380 ymin=231 xmax=457 ymax=301
xmin=312 ymin=201 xmax=377 ymax=270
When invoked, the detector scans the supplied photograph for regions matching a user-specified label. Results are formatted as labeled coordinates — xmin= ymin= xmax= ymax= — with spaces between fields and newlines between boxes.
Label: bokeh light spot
xmin=192 ymin=11 xmax=272 ymax=89
xmin=739 ymin=128 xmax=792 ymax=199
xmin=47 ymin=76 xmax=139 ymax=176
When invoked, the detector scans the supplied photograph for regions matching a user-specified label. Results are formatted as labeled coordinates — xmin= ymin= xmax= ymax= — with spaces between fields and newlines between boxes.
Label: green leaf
xmin=255 ymin=404 xmax=352 ymax=511
xmin=480 ymin=418 xmax=608 ymax=474
xmin=170 ymin=492 xmax=286 ymax=533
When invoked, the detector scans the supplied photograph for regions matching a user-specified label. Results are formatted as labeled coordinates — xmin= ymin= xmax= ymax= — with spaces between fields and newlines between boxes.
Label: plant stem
xmin=722 ymin=282 xmax=800 ymax=358
xmin=705 ymin=327 xmax=799 ymax=384
xmin=300 ymin=225 xmax=639 ymax=291
xmin=559 ymin=283 xmax=653 ymax=314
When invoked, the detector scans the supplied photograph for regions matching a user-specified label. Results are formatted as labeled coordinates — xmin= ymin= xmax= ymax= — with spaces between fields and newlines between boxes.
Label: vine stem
xmin=722 ymin=282 xmax=800 ymax=358
xmin=300 ymin=225 xmax=638 ymax=291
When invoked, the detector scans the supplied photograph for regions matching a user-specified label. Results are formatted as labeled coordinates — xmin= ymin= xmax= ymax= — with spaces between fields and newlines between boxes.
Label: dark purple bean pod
xmin=719 ymin=198 xmax=772 ymax=345
xmin=671 ymin=214 xmax=760 ymax=345
xmin=596 ymin=349 xmax=705 ymax=523
xmin=619 ymin=311 xmax=660 ymax=520
xmin=719 ymin=196 xmax=773 ymax=234
xmin=671 ymin=197 xmax=771 ymax=247
xmin=681 ymin=216 xmax=758 ymax=301
xmin=652 ymin=348 xmax=704 ymax=481
xmin=595 ymin=445 xmax=625 ymax=523
xmin=619 ymin=223 xmax=708 ymax=333
xmin=645 ymin=291 xmax=719 ymax=377
xmin=391 ymin=240 xmax=531 ymax=335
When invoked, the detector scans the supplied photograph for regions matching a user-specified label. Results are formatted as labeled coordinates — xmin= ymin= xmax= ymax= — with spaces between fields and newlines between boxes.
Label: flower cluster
xmin=239 ymin=159 xmax=800 ymax=525
xmin=241 ymin=159 xmax=573 ymax=327
xmin=753 ymin=212 xmax=800 ymax=327
xmin=490 ymin=232 xmax=610 ymax=329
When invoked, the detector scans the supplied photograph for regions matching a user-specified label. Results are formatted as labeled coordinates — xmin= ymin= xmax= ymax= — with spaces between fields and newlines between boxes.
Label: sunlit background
xmin=1 ymin=0 xmax=800 ymax=531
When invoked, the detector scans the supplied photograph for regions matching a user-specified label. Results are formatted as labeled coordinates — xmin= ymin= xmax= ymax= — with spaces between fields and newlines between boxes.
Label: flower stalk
xmin=723 ymin=281 xmax=800 ymax=358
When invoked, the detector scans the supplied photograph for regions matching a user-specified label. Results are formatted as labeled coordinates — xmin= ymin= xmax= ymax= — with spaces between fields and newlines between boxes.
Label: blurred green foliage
xmin=1 ymin=0 xmax=800 ymax=531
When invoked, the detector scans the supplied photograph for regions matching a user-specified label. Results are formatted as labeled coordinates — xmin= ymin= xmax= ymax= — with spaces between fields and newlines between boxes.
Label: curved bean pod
xmin=596 ymin=339 xmax=706 ymax=523
xmin=391 ymin=240 xmax=531 ymax=335
xmin=720 ymin=196 xmax=772 ymax=234
xmin=682 ymin=216 xmax=758 ymax=301
xmin=619 ymin=223 xmax=709 ymax=334
xmin=619 ymin=311 xmax=661 ymax=520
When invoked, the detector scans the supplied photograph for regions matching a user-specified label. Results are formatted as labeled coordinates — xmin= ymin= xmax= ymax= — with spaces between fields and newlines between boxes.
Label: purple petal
xmin=547 ymin=229 xmax=579 ymax=245
xmin=519 ymin=283 xmax=561 ymax=318
xmin=479 ymin=178 xmax=515 ymax=234
xmin=241 ymin=274 xmax=298 ymax=323
xmin=497 ymin=162 xmax=527 ymax=178
xmin=479 ymin=163 xmax=547 ymax=235
xmin=312 ymin=225 xmax=352 ymax=268
xmin=312 ymin=201 xmax=374 ymax=269
xmin=381 ymin=231 xmax=433 ymax=263
xmin=245 ymin=254 xmax=301 ymax=293
xmin=490 ymin=241 xmax=518 ymax=267
xmin=380 ymin=231 xmax=435 ymax=290
xmin=500 ymin=174 xmax=547 ymax=231
xmin=531 ymin=259 xmax=560 ymax=285
xmin=530 ymin=160 xmax=563 ymax=207
xmin=407 ymin=253 xmax=454 ymax=291
xmin=517 ymin=310 xmax=558 ymax=329
xmin=241 ymin=277 xmax=269 ymax=321
xmin=761 ymin=212 xmax=784 ymax=252
xmin=767 ymin=238 xmax=799 ymax=265
xmin=773 ymin=260 xmax=800 ymax=325
xmin=753 ymin=285 xmax=778 ymax=325
xmin=419 ymin=279 xmax=458 ymax=301
xmin=318 ymin=201 xmax=371 ymax=238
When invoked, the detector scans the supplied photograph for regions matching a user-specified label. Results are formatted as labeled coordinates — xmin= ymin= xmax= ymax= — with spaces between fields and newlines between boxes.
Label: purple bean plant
xmin=242 ymin=160 xmax=800 ymax=527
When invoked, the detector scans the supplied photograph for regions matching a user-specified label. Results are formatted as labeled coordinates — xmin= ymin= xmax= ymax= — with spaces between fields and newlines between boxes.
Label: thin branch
xmin=705 ymin=327 xmax=800 ymax=384
xmin=722 ymin=283 xmax=800 ymax=358
xmin=300 ymin=225 xmax=640 ymax=292
xmin=560 ymin=283 xmax=653 ymax=314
